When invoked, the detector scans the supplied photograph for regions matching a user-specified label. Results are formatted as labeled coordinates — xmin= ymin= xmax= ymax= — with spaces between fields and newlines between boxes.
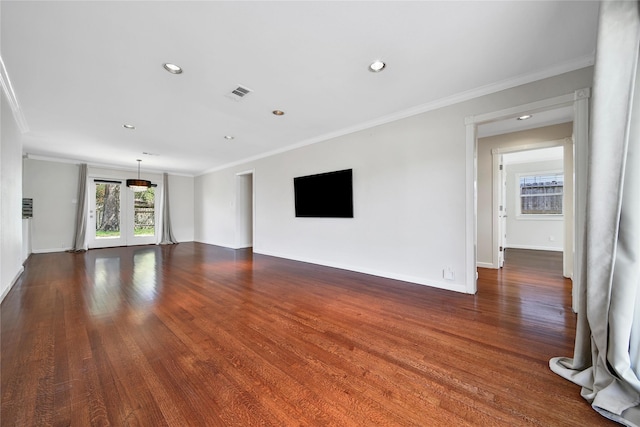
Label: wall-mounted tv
xmin=294 ymin=169 xmax=353 ymax=218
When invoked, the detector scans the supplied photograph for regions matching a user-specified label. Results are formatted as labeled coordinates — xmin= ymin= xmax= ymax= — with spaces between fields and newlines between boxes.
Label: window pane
xmin=95 ymin=183 xmax=121 ymax=238
xmin=134 ymin=187 xmax=155 ymax=236
xmin=519 ymin=173 xmax=563 ymax=214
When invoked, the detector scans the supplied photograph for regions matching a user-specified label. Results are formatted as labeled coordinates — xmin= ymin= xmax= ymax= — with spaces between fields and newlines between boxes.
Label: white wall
xmin=477 ymin=122 xmax=574 ymax=266
xmin=505 ymin=159 xmax=564 ymax=251
xmin=1 ymin=93 xmax=24 ymax=301
xmin=23 ymin=159 xmax=79 ymax=252
xmin=167 ymin=174 xmax=195 ymax=242
xmin=195 ymin=170 xmax=237 ymax=248
xmin=195 ymin=67 xmax=593 ymax=293
xmin=22 ymin=219 xmax=30 ymax=262
xmin=22 ymin=160 xmax=195 ymax=252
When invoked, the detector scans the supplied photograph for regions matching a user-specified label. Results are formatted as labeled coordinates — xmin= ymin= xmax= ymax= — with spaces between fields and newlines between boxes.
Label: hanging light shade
xmin=126 ymin=159 xmax=151 ymax=191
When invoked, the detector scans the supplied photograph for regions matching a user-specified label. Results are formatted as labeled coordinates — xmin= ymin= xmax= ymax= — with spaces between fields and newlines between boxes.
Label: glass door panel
xmin=134 ymin=187 xmax=155 ymax=237
xmin=96 ymin=183 xmax=121 ymax=238
xmin=130 ymin=187 xmax=156 ymax=245
xmin=89 ymin=181 xmax=126 ymax=248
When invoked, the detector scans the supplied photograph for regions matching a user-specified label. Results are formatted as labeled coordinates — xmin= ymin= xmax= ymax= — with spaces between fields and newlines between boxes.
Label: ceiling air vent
xmin=226 ymin=85 xmax=253 ymax=101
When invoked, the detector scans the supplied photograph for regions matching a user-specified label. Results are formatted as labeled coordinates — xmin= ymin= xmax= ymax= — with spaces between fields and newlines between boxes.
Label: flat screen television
xmin=294 ymin=169 xmax=353 ymax=218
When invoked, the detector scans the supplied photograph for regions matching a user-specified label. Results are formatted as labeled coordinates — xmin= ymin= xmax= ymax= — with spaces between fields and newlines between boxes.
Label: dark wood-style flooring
xmin=1 ymin=244 xmax=612 ymax=426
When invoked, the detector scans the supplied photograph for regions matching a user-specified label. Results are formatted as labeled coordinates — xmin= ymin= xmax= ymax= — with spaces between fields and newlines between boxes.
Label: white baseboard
xmin=194 ymin=238 xmax=237 ymax=250
xmin=476 ymin=261 xmax=497 ymax=269
xmin=1 ymin=266 xmax=24 ymax=303
xmin=254 ymin=249 xmax=468 ymax=294
xmin=505 ymin=244 xmax=563 ymax=252
xmin=32 ymin=247 xmax=73 ymax=254
xmin=230 ymin=242 xmax=252 ymax=249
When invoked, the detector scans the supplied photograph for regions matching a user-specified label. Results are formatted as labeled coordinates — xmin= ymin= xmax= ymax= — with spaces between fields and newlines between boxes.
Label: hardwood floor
xmin=1 ymin=244 xmax=612 ymax=426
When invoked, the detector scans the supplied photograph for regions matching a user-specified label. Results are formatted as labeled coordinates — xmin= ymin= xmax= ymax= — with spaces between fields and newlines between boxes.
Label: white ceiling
xmin=503 ymin=146 xmax=564 ymax=165
xmin=477 ymin=106 xmax=574 ymax=138
xmin=1 ymin=1 xmax=599 ymax=176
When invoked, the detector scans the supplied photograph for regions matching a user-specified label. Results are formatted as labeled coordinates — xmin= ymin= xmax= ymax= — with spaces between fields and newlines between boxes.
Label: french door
xmin=88 ymin=180 xmax=157 ymax=248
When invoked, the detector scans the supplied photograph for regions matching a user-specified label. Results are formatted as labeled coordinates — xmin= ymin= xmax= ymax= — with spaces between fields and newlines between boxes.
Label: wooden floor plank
xmin=1 ymin=244 xmax=613 ymax=426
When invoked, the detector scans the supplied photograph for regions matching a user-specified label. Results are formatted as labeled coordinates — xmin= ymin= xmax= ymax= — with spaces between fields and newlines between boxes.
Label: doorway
xmin=466 ymin=87 xmax=590 ymax=311
xmin=235 ymin=171 xmax=254 ymax=249
xmin=479 ymin=126 xmax=573 ymax=274
xmin=499 ymin=146 xmax=566 ymax=267
xmin=88 ymin=179 xmax=157 ymax=248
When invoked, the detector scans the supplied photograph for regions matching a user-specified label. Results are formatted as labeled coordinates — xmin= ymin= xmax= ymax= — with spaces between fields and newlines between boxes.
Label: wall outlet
xmin=549 ymin=235 xmax=555 ymax=241
xmin=443 ymin=267 xmax=455 ymax=281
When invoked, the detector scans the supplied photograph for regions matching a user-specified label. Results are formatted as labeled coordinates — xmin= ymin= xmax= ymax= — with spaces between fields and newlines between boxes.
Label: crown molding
xmin=199 ymin=54 xmax=595 ymax=176
xmin=23 ymin=153 xmax=195 ymax=178
xmin=0 ymin=54 xmax=28 ymax=133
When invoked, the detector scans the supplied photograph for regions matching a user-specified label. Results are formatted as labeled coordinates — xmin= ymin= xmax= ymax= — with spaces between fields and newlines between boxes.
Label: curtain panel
xmin=71 ymin=163 xmax=88 ymax=252
xmin=159 ymin=172 xmax=178 ymax=245
xmin=550 ymin=2 xmax=640 ymax=426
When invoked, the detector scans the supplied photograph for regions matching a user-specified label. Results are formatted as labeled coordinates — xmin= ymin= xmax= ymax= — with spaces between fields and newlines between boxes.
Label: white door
xmin=497 ymin=158 xmax=507 ymax=267
xmin=89 ymin=180 xmax=157 ymax=248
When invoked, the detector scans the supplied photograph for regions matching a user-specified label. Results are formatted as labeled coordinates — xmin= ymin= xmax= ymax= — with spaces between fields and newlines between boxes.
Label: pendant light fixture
xmin=126 ymin=159 xmax=151 ymax=192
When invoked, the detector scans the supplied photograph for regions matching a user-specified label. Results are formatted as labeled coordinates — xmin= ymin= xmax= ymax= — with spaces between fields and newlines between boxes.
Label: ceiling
xmin=503 ymin=146 xmax=564 ymax=165
xmin=477 ymin=105 xmax=574 ymax=138
xmin=1 ymin=1 xmax=599 ymax=176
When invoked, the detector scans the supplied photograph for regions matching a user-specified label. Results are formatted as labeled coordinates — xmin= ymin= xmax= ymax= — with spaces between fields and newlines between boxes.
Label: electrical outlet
xmin=443 ymin=267 xmax=455 ymax=281
xmin=549 ymin=235 xmax=555 ymax=241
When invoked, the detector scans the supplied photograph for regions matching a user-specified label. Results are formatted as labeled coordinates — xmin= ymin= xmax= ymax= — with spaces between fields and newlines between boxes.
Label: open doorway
xmin=476 ymin=121 xmax=573 ymax=276
xmin=500 ymin=146 xmax=565 ymax=267
xmin=466 ymin=88 xmax=590 ymax=311
xmin=235 ymin=171 xmax=254 ymax=249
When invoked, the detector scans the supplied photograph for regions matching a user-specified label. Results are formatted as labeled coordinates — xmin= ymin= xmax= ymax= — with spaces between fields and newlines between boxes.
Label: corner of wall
xmin=0 ymin=266 xmax=24 ymax=303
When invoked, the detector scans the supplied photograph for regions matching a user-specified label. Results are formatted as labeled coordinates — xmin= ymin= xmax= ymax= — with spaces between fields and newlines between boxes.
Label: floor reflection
xmin=89 ymin=255 xmax=122 ymax=317
xmin=88 ymin=247 xmax=162 ymax=318
xmin=133 ymin=248 xmax=159 ymax=303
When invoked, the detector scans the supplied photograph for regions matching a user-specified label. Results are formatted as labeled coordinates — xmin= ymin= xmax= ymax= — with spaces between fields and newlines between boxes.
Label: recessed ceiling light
xmin=369 ymin=60 xmax=386 ymax=72
xmin=123 ymin=124 xmax=135 ymax=129
xmin=517 ymin=114 xmax=533 ymax=121
xmin=224 ymin=135 xmax=234 ymax=140
xmin=163 ymin=63 xmax=183 ymax=74
xmin=272 ymin=110 xmax=285 ymax=116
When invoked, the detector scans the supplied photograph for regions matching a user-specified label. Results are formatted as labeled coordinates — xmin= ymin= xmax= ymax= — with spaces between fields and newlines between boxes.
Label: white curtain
xmin=550 ymin=2 xmax=640 ymax=426
xmin=71 ymin=163 xmax=88 ymax=251
xmin=158 ymin=172 xmax=178 ymax=245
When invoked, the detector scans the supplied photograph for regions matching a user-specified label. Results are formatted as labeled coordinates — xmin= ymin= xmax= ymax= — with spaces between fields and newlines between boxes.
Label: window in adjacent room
xmin=518 ymin=172 xmax=563 ymax=215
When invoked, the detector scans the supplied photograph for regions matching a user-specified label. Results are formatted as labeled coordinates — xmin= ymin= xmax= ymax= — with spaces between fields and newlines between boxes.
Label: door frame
xmin=498 ymin=154 xmax=505 ymax=268
xmin=491 ymin=138 xmax=573 ymax=272
xmin=235 ymin=170 xmax=255 ymax=249
xmin=465 ymin=88 xmax=590 ymax=313
xmin=88 ymin=175 xmax=160 ymax=249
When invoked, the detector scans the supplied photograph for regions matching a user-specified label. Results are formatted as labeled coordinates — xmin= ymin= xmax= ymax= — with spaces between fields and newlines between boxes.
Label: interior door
xmin=89 ymin=180 xmax=126 ymax=248
xmin=498 ymin=157 xmax=507 ymax=268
